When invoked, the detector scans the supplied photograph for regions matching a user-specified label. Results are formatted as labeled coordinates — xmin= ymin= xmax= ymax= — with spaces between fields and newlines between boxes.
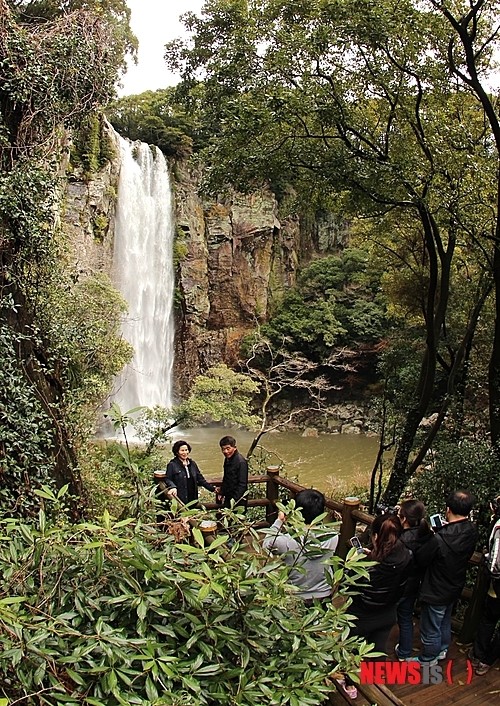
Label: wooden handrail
xmin=216 ymin=468 xmax=486 ymax=638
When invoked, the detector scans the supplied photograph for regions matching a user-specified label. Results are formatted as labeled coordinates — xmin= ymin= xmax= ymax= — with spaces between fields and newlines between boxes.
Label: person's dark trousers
xmin=419 ymin=602 xmax=453 ymax=661
xmin=473 ymin=594 xmax=500 ymax=665
xmin=350 ymin=607 xmax=397 ymax=655
xmin=397 ymin=595 xmax=418 ymax=658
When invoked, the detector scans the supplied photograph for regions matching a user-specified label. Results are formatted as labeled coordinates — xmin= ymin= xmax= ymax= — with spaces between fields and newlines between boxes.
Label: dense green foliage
xmin=263 ymin=248 xmax=389 ymax=361
xmin=0 ymin=497 xmax=373 ymax=705
xmin=410 ymin=439 xmax=499 ymax=525
xmin=0 ymin=313 xmax=56 ymax=514
xmin=179 ymin=364 xmax=260 ymax=429
xmin=0 ymin=2 xmax=135 ymax=516
xmin=6 ymin=0 xmax=137 ymax=71
xmin=70 ymin=113 xmax=117 ymax=176
xmin=107 ymin=88 xmax=198 ymax=159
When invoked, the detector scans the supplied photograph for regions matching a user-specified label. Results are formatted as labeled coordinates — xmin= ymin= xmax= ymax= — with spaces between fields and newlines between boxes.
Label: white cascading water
xmin=110 ymin=136 xmax=175 ymax=416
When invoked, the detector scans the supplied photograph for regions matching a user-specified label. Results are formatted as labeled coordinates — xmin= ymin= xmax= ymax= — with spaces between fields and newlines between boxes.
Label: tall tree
xmin=167 ymin=0 xmax=499 ymax=501
xmin=431 ymin=0 xmax=500 ymax=452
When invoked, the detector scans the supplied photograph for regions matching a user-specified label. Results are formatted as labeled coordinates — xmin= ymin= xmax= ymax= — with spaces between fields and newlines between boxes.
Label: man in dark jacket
xmin=217 ymin=436 xmax=248 ymax=509
xmin=414 ymin=489 xmax=478 ymax=664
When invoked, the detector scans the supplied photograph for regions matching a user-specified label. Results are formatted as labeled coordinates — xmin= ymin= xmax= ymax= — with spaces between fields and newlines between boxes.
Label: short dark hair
xmin=172 ymin=439 xmax=191 ymax=456
xmin=446 ymin=489 xmax=475 ymax=517
xmin=219 ymin=435 xmax=236 ymax=448
xmin=399 ymin=499 xmax=426 ymax=527
xmin=295 ymin=489 xmax=325 ymax=524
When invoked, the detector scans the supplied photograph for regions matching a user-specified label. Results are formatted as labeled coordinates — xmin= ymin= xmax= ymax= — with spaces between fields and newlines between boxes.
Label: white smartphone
xmin=349 ymin=536 xmax=364 ymax=553
xmin=430 ymin=513 xmax=445 ymax=530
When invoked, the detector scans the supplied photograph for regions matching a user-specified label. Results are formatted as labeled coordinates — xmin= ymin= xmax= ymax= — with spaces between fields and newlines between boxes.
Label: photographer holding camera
xmin=412 ymin=489 xmax=477 ymax=665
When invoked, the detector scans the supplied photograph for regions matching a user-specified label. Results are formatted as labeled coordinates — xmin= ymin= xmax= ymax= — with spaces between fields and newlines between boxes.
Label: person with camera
xmin=468 ymin=494 xmax=500 ymax=675
xmin=262 ymin=489 xmax=339 ymax=604
xmin=412 ymin=489 xmax=478 ymax=665
xmin=394 ymin=499 xmax=433 ymax=660
xmin=349 ymin=512 xmax=412 ymax=654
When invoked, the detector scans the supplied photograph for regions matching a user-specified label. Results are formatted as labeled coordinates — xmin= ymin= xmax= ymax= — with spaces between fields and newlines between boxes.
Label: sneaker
xmin=437 ymin=649 xmax=448 ymax=661
xmin=394 ymin=643 xmax=413 ymax=661
xmin=407 ymin=656 xmax=438 ymax=666
xmin=475 ymin=661 xmax=491 ymax=676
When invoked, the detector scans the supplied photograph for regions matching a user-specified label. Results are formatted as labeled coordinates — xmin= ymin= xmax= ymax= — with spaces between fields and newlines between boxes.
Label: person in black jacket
xmin=395 ymin=499 xmax=433 ymax=660
xmin=413 ymin=489 xmax=478 ymax=664
xmin=163 ymin=440 xmax=216 ymax=505
xmin=468 ymin=494 xmax=500 ymax=675
xmin=217 ymin=435 xmax=248 ymax=509
xmin=349 ymin=513 xmax=412 ymax=654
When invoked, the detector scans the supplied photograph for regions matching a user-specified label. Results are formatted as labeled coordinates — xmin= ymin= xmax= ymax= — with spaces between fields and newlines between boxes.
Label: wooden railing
xmin=204 ymin=466 xmax=486 ymax=639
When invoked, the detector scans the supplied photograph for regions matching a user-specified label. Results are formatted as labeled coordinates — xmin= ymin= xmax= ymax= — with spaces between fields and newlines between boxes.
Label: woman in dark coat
xmin=350 ymin=513 xmax=412 ymax=654
xmin=395 ymin=499 xmax=433 ymax=659
xmin=164 ymin=440 xmax=216 ymax=505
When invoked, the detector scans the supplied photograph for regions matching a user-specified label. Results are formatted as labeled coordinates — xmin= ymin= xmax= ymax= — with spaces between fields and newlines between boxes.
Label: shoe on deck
xmin=336 ymin=679 xmax=358 ymax=699
xmin=467 ymin=647 xmax=480 ymax=668
xmin=394 ymin=643 xmax=413 ymax=661
xmin=437 ymin=649 xmax=447 ymax=661
xmin=407 ymin=656 xmax=438 ymax=667
xmin=475 ymin=661 xmax=491 ymax=676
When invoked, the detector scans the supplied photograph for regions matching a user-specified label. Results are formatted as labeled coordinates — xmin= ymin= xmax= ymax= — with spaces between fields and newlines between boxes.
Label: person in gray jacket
xmin=262 ymin=489 xmax=338 ymax=603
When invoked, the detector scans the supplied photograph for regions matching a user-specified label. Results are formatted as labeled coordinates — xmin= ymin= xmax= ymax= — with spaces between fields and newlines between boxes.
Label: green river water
xmin=166 ymin=426 xmax=379 ymax=495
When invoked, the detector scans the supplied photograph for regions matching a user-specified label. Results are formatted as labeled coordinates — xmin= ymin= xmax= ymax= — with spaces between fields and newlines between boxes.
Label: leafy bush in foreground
xmin=0 ymin=501 xmax=373 ymax=705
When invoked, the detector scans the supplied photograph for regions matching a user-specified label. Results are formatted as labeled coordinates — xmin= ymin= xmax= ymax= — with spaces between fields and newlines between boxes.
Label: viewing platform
xmin=203 ymin=466 xmax=499 ymax=706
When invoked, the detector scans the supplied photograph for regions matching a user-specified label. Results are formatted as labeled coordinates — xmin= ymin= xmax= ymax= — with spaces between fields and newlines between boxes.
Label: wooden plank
xmin=358 ymin=682 xmax=406 ymax=706
xmin=391 ymin=665 xmax=500 ymax=706
xmin=377 ymin=683 xmax=407 ymax=705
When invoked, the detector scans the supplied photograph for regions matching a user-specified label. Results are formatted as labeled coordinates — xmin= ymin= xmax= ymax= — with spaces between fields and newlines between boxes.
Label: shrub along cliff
xmin=0 ymin=2 xmax=134 ymax=517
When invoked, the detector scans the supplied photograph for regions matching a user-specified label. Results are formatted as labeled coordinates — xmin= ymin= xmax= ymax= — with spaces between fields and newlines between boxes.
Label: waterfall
xmin=110 ymin=136 xmax=175 ymax=415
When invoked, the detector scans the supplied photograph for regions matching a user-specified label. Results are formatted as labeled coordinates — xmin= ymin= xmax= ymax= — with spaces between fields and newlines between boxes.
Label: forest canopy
xmin=163 ymin=0 xmax=500 ymax=503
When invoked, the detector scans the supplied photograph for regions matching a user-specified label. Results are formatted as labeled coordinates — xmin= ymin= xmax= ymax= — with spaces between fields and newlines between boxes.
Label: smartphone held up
xmin=430 ymin=513 xmax=445 ymax=530
xmin=349 ymin=536 xmax=365 ymax=554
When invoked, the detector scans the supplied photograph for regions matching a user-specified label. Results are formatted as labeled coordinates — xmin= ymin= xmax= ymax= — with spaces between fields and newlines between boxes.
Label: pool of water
xmin=165 ymin=426 xmax=379 ymax=495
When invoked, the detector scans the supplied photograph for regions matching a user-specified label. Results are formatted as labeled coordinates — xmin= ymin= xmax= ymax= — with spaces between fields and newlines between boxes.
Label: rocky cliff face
xmin=171 ymin=162 xmax=347 ymax=393
xmin=59 ymin=123 xmax=120 ymax=278
xmin=60 ymin=131 xmax=349 ymax=399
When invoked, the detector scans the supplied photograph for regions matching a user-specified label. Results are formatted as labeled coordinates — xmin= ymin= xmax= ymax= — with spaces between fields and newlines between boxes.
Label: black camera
xmin=375 ymin=503 xmax=398 ymax=516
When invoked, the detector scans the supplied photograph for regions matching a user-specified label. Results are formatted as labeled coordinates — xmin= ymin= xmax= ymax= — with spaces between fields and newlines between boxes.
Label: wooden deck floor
xmin=329 ymin=625 xmax=499 ymax=706
xmin=387 ymin=630 xmax=500 ymax=706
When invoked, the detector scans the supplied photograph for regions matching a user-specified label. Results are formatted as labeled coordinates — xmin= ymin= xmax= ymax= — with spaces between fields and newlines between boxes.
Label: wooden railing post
xmin=266 ymin=466 xmax=281 ymax=525
xmin=337 ymin=497 xmax=360 ymax=559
